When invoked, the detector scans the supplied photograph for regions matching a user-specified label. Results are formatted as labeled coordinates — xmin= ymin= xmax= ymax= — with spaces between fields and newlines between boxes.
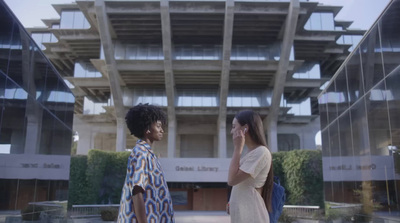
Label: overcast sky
xmin=4 ymin=0 xmax=391 ymax=30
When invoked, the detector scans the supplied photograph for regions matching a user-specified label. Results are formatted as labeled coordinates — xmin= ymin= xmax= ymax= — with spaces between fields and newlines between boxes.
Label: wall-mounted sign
xmin=0 ymin=154 xmax=70 ymax=180
xmin=323 ymin=155 xmax=400 ymax=182
xmin=160 ymin=158 xmax=230 ymax=182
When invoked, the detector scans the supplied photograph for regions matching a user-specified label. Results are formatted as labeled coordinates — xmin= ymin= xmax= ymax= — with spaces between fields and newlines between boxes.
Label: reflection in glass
xmin=360 ymin=25 xmax=384 ymax=92
xmin=365 ymin=81 xmax=391 ymax=156
xmin=335 ymin=69 xmax=349 ymax=115
xmin=350 ymin=98 xmax=369 ymax=156
xmin=326 ymin=82 xmax=338 ymax=123
xmin=338 ymin=111 xmax=353 ymax=156
xmin=346 ymin=49 xmax=364 ymax=105
xmin=336 ymin=35 xmax=363 ymax=52
xmin=319 ymin=94 xmax=328 ymax=130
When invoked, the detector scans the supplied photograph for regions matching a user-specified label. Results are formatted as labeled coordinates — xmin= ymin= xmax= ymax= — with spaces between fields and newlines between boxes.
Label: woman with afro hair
xmin=118 ymin=103 xmax=174 ymax=223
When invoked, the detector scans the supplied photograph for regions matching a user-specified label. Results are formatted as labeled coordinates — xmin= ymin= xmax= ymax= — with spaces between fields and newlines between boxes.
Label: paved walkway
xmin=175 ymin=211 xmax=230 ymax=223
xmin=0 ymin=211 xmax=230 ymax=223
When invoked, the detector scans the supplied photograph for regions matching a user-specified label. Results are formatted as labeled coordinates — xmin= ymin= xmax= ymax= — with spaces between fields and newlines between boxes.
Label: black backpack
xmin=269 ymin=176 xmax=286 ymax=223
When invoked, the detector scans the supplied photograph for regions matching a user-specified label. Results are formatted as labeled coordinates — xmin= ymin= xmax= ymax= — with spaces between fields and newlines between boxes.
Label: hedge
xmin=68 ymin=149 xmax=323 ymax=207
xmin=282 ymin=150 xmax=323 ymax=207
xmin=68 ymin=155 xmax=89 ymax=208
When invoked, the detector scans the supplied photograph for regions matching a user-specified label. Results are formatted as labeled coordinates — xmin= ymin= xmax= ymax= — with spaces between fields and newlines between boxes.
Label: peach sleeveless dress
xmin=229 ymin=146 xmax=272 ymax=223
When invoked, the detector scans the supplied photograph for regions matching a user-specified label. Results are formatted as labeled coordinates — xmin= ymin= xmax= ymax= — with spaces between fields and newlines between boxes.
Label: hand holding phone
xmin=244 ymin=128 xmax=247 ymax=133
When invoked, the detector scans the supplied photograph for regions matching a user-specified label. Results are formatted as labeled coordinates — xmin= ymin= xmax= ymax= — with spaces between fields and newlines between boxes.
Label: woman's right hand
xmin=232 ymin=129 xmax=245 ymax=153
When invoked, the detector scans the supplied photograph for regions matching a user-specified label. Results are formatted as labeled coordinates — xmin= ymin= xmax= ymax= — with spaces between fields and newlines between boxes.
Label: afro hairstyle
xmin=125 ymin=103 xmax=167 ymax=138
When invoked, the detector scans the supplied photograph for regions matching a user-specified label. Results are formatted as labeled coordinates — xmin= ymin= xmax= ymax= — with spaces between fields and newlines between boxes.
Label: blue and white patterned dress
xmin=118 ymin=139 xmax=174 ymax=223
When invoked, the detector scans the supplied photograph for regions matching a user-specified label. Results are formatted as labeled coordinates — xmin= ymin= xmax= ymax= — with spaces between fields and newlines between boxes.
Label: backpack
xmin=269 ymin=176 xmax=286 ymax=223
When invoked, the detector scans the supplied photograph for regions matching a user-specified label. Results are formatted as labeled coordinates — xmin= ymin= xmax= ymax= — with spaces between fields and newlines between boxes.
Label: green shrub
xmin=282 ymin=150 xmax=323 ymax=206
xmin=100 ymin=207 xmax=119 ymax=221
xmin=21 ymin=205 xmax=44 ymax=221
xmin=272 ymin=151 xmax=288 ymax=193
xmin=68 ymin=155 xmax=90 ymax=208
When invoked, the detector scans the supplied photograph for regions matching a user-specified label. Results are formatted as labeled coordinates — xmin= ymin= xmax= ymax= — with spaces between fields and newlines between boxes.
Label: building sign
xmin=0 ymin=154 xmax=70 ymax=180
xmin=160 ymin=158 xmax=231 ymax=182
xmin=323 ymin=155 xmax=400 ymax=182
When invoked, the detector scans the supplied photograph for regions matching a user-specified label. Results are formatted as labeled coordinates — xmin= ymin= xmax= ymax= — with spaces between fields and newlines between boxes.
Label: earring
xmin=146 ymin=130 xmax=151 ymax=134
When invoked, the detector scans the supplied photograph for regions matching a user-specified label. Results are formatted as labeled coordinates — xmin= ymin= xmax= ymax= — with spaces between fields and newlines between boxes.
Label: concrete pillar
xmin=266 ymin=120 xmax=278 ymax=153
xmin=264 ymin=0 xmax=299 ymax=152
xmin=218 ymin=118 xmax=227 ymax=158
xmin=167 ymin=118 xmax=176 ymax=158
xmin=217 ymin=0 xmax=234 ymax=158
xmin=95 ymin=0 xmax=126 ymax=151
xmin=116 ymin=117 xmax=126 ymax=152
xmin=161 ymin=0 xmax=177 ymax=158
xmin=24 ymin=112 xmax=42 ymax=154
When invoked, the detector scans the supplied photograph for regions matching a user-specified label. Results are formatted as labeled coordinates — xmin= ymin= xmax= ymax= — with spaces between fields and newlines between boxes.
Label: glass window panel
xmin=311 ymin=13 xmax=322 ymax=30
xmin=247 ymin=47 xmax=258 ymax=60
xmin=365 ymin=81 xmax=391 ymax=156
xmin=321 ymin=129 xmax=330 ymax=157
xmin=319 ymin=94 xmax=328 ymax=130
xmin=60 ymin=11 xmax=74 ymax=29
xmin=380 ymin=14 xmax=400 ymax=76
xmin=192 ymin=45 xmax=203 ymax=60
xmin=115 ymin=42 xmax=125 ymax=59
xmin=137 ymin=45 xmax=148 ymax=60
xmin=326 ymin=82 xmax=338 ymax=123
xmin=360 ymin=25 xmax=385 ymax=92
xmin=83 ymin=15 xmax=91 ymax=29
xmin=126 ymin=45 xmax=138 ymax=60
xmin=335 ymin=69 xmax=349 ymax=116
xmin=329 ymin=120 xmax=340 ymax=156
xmin=338 ymin=111 xmax=353 ymax=156
xmin=1 ymin=78 xmax=27 ymax=154
xmin=7 ymin=23 xmax=23 ymax=87
xmin=72 ymin=11 xmax=84 ymax=29
xmin=31 ymin=33 xmax=43 ymax=50
xmin=350 ymin=98 xmax=370 ymax=156
xmin=385 ymin=67 xmax=400 ymax=156
xmin=320 ymin=13 xmax=334 ymax=31
xmin=148 ymin=46 xmax=161 ymax=60
xmin=346 ymin=49 xmax=364 ymax=105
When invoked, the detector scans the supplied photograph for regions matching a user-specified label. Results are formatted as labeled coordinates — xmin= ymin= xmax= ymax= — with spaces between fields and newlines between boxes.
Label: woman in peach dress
xmin=228 ymin=110 xmax=274 ymax=223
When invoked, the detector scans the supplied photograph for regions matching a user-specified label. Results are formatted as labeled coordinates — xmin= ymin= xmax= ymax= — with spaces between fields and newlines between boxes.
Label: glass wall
xmin=60 ymin=10 xmax=90 ymax=29
xmin=74 ymin=61 xmax=102 ymax=78
xmin=0 ymin=1 xmax=74 ymax=212
xmin=304 ymin=12 xmax=334 ymax=31
xmin=177 ymin=89 xmax=218 ymax=107
xmin=227 ymin=89 xmax=271 ymax=107
xmin=114 ymin=41 xmax=295 ymax=61
xmin=319 ymin=0 xmax=400 ymax=219
xmin=292 ymin=62 xmax=321 ymax=79
xmin=31 ymin=32 xmax=58 ymax=50
xmin=336 ymin=35 xmax=363 ymax=52
xmin=123 ymin=88 xmax=167 ymax=107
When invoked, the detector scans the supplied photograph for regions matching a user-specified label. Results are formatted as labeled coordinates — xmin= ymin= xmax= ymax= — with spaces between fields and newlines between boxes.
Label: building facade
xmin=0 ymin=0 xmax=75 ymax=211
xmin=319 ymin=0 xmax=400 ymax=219
xmin=30 ymin=0 xmax=362 ymax=210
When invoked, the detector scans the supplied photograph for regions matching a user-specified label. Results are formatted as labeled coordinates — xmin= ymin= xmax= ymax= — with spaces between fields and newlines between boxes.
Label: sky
xmin=4 ymin=0 xmax=391 ymax=30
xmin=3 ymin=0 xmax=391 ymax=146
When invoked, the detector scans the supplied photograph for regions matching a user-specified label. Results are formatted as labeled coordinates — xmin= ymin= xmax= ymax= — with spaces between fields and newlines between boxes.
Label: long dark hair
xmin=235 ymin=110 xmax=274 ymax=213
